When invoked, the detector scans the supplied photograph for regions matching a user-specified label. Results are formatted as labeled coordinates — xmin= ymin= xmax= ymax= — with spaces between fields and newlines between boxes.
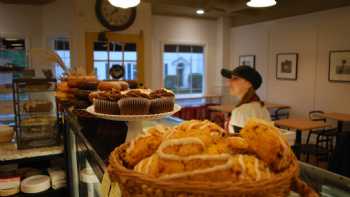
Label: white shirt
xmin=229 ymin=102 xmax=271 ymax=133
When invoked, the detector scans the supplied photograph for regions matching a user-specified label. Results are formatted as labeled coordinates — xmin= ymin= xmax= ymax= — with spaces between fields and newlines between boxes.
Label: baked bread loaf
xmin=0 ymin=125 xmax=14 ymax=143
xmin=23 ymin=100 xmax=52 ymax=113
xmin=97 ymin=81 xmax=129 ymax=91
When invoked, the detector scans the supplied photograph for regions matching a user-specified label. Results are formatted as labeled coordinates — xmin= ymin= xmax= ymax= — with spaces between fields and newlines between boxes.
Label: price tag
xmin=101 ymin=172 xmax=122 ymax=197
xmin=101 ymin=172 xmax=111 ymax=197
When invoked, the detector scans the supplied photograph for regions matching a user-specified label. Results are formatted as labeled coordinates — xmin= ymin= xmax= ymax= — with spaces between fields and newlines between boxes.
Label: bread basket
xmin=108 ymin=143 xmax=318 ymax=197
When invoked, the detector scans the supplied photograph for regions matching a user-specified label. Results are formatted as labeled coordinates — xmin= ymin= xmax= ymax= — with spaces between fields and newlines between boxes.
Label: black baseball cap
xmin=221 ymin=66 xmax=262 ymax=90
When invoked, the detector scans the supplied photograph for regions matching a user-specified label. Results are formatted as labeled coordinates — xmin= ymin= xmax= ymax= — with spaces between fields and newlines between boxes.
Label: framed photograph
xmin=329 ymin=50 xmax=350 ymax=82
xmin=239 ymin=55 xmax=255 ymax=69
xmin=276 ymin=53 xmax=298 ymax=80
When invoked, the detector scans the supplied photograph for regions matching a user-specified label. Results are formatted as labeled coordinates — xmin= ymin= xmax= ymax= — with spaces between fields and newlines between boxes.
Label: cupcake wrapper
xmin=118 ymin=98 xmax=150 ymax=115
xmin=150 ymin=97 xmax=175 ymax=114
xmin=94 ymin=99 xmax=120 ymax=115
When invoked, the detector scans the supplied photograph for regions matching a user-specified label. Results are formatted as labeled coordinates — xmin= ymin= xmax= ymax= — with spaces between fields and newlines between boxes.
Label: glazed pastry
xmin=240 ymin=119 xmax=294 ymax=172
xmin=112 ymin=119 xmax=295 ymax=182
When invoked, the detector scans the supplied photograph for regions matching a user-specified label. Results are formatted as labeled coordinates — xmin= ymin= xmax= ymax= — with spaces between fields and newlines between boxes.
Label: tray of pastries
xmin=86 ymin=88 xmax=181 ymax=121
xmin=107 ymin=119 xmax=318 ymax=197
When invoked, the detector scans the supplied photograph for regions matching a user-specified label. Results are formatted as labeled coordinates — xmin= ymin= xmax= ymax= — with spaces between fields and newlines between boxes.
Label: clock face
xmin=109 ymin=64 xmax=125 ymax=79
xmin=95 ymin=0 xmax=137 ymax=31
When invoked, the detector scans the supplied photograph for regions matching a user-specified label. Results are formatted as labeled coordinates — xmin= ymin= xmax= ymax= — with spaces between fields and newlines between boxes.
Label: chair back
xmin=309 ymin=110 xmax=326 ymax=122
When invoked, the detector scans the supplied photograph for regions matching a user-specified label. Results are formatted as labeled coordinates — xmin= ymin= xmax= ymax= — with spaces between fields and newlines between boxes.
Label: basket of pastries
xmin=108 ymin=119 xmax=319 ymax=197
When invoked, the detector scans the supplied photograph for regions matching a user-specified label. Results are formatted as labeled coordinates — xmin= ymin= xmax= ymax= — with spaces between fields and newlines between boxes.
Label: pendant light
xmin=246 ymin=0 xmax=277 ymax=8
xmin=108 ymin=0 xmax=141 ymax=9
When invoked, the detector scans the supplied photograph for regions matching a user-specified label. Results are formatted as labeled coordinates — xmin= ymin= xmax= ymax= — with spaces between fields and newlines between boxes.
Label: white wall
xmin=0 ymin=4 xmax=42 ymax=48
xmin=152 ymin=15 xmax=221 ymax=95
xmin=230 ymin=6 xmax=350 ymax=117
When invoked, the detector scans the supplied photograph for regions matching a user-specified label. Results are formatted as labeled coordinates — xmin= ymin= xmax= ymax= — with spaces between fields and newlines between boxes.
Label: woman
xmin=221 ymin=65 xmax=271 ymax=133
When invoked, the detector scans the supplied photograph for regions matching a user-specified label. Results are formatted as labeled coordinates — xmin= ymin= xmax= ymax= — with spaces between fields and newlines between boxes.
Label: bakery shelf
xmin=14 ymin=187 xmax=67 ymax=197
xmin=0 ymin=145 xmax=64 ymax=163
xmin=12 ymin=78 xmax=60 ymax=149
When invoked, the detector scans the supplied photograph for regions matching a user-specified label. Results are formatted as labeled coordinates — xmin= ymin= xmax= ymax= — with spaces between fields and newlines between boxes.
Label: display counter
xmin=63 ymin=111 xmax=350 ymax=197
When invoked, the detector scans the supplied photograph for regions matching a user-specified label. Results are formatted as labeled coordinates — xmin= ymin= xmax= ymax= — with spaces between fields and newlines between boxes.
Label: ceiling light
xmin=108 ymin=0 xmax=140 ymax=9
xmin=196 ymin=9 xmax=205 ymax=15
xmin=246 ymin=0 xmax=277 ymax=8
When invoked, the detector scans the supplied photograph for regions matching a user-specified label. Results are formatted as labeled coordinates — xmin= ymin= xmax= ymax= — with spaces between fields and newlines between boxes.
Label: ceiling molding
xmin=0 ymin=0 xmax=56 ymax=5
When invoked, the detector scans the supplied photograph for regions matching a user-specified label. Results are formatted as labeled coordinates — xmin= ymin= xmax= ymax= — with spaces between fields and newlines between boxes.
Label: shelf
xmin=15 ymin=187 xmax=67 ymax=197
xmin=0 ymin=145 xmax=64 ymax=162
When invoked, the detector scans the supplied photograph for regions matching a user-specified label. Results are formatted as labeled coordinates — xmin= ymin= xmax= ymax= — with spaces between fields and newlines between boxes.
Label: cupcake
xmin=91 ymin=90 xmax=122 ymax=115
xmin=118 ymin=89 xmax=151 ymax=115
xmin=149 ymin=88 xmax=175 ymax=114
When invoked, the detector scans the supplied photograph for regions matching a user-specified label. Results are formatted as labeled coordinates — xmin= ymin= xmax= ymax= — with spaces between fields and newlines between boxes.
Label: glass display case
xmin=64 ymin=111 xmax=350 ymax=197
xmin=13 ymin=78 xmax=60 ymax=149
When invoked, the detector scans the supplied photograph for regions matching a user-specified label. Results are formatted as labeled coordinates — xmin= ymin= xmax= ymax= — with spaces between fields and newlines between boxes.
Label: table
xmin=207 ymin=102 xmax=291 ymax=113
xmin=322 ymin=112 xmax=350 ymax=133
xmin=275 ymin=118 xmax=330 ymax=159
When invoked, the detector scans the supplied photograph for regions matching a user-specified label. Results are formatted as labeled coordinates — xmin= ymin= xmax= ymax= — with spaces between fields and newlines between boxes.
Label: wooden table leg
xmin=337 ymin=121 xmax=344 ymax=133
xmin=295 ymin=129 xmax=302 ymax=159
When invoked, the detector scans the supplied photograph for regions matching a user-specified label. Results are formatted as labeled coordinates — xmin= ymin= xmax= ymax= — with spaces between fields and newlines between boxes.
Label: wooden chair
xmin=300 ymin=111 xmax=337 ymax=164
xmin=271 ymin=108 xmax=290 ymax=120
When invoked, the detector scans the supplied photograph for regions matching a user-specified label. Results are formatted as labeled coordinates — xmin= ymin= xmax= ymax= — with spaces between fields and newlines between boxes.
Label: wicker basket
xmin=108 ymin=144 xmax=319 ymax=197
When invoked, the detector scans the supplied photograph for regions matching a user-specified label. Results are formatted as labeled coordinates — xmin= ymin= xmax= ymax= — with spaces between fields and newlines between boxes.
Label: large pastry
xmin=108 ymin=119 xmax=318 ymax=197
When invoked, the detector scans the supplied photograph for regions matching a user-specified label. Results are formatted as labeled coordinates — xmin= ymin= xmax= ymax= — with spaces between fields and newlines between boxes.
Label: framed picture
xmin=329 ymin=50 xmax=350 ymax=82
xmin=276 ymin=53 xmax=298 ymax=80
xmin=239 ymin=55 xmax=255 ymax=69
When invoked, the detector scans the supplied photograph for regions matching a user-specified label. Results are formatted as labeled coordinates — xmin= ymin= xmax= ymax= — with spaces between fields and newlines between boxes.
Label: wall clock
xmin=95 ymin=0 xmax=137 ymax=31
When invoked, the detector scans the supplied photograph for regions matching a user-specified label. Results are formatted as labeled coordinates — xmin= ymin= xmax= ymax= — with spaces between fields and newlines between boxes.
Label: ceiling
xmin=1 ymin=0 xmax=350 ymax=26
xmin=150 ymin=0 xmax=350 ymax=26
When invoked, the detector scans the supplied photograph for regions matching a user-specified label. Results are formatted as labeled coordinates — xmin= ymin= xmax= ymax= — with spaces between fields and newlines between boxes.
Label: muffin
xmin=149 ymin=88 xmax=175 ymax=114
xmin=118 ymin=89 xmax=151 ymax=115
xmin=92 ymin=90 xmax=122 ymax=115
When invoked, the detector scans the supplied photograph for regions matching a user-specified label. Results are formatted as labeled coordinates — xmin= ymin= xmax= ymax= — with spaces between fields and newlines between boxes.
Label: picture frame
xmin=239 ymin=55 xmax=255 ymax=69
xmin=329 ymin=50 xmax=350 ymax=82
xmin=276 ymin=53 xmax=298 ymax=80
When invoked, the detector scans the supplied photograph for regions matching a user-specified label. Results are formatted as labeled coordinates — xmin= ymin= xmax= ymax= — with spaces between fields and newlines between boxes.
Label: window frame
xmin=161 ymin=41 xmax=207 ymax=99
xmin=49 ymin=37 xmax=71 ymax=79
xmin=85 ymin=32 xmax=145 ymax=84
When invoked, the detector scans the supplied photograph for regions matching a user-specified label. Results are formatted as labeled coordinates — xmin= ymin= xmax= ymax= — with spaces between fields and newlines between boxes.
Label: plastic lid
xmin=20 ymin=175 xmax=51 ymax=194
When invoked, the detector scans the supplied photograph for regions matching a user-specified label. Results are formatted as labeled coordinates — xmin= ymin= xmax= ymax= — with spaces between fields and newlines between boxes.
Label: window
xmin=53 ymin=38 xmax=70 ymax=79
xmin=93 ymin=42 xmax=137 ymax=80
xmin=163 ymin=44 xmax=204 ymax=96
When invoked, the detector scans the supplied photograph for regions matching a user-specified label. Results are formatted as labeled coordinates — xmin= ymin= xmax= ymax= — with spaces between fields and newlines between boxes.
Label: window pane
xmin=93 ymin=41 xmax=137 ymax=80
xmin=54 ymin=38 xmax=70 ymax=79
xmin=164 ymin=44 xmax=177 ymax=52
xmin=163 ymin=45 xmax=204 ymax=95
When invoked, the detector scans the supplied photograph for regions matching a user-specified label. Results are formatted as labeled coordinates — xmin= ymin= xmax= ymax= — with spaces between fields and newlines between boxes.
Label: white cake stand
xmin=86 ymin=104 xmax=181 ymax=142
